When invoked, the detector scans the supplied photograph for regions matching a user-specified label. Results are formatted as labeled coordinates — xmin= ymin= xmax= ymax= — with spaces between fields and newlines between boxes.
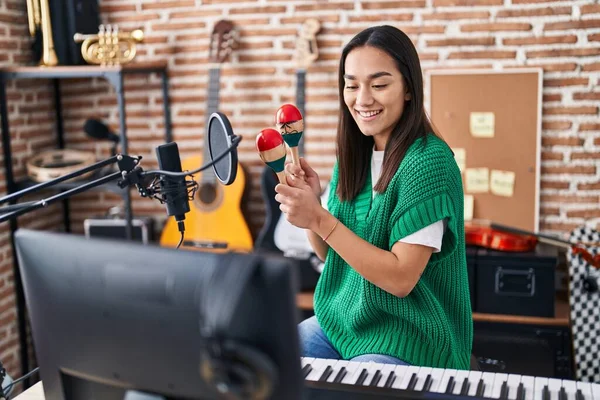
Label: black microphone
xmin=155 ymin=142 xmax=190 ymax=237
xmin=84 ymin=119 xmax=120 ymax=143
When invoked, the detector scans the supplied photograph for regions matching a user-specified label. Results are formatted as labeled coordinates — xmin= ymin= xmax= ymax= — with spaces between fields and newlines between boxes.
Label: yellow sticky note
xmin=465 ymin=168 xmax=489 ymax=193
xmin=490 ymin=170 xmax=516 ymax=197
xmin=470 ymin=112 xmax=495 ymax=138
xmin=452 ymin=148 xmax=466 ymax=172
xmin=464 ymin=194 xmax=474 ymax=221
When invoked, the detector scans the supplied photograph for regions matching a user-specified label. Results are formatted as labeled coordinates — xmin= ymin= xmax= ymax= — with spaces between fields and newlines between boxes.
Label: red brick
xmin=544 ymin=106 xmax=598 ymax=116
xmin=422 ymin=11 xmax=490 ymax=20
xmin=573 ymin=92 xmax=600 ymax=101
xmin=427 ymin=37 xmax=494 ymax=46
xmin=502 ymin=35 xmax=577 ymax=45
xmin=543 ymin=121 xmax=572 ymax=130
xmin=545 ymin=20 xmax=600 ymax=30
xmin=542 ymin=165 xmax=596 ymax=175
xmin=497 ymin=7 xmax=571 ymax=17
xmin=542 ymin=137 xmax=584 ymax=146
xmin=448 ymin=50 xmax=517 ymax=59
xmin=527 ymin=48 xmax=600 ymax=58
xmin=461 ymin=23 xmax=532 ymax=32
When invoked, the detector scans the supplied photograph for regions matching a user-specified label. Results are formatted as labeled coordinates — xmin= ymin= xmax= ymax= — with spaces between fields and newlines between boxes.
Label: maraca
xmin=276 ymin=104 xmax=304 ymax=167
xmin=256 ymin=128 xmax=287 ymax=184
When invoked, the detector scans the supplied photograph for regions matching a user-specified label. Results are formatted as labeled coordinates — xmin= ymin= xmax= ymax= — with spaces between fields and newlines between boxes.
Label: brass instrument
xmin=26 ymin=0 xmax=58 ymax=66
xmin=74 ymin=25 xmax=144 ymax=66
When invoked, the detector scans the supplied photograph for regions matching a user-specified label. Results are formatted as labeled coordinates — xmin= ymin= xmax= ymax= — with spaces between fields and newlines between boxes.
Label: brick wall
xmin=0 ymin=0 xmax=599 ymax=384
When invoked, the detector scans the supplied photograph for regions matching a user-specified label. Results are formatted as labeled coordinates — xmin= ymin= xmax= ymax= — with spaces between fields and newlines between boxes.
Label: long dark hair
xmin=336 ymin=25 xmax=439 ymax=201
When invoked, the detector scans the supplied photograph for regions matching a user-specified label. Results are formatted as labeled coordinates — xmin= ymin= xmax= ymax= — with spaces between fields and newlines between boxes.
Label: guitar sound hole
xmin=198 ymin=183 xmax=218 ymax=205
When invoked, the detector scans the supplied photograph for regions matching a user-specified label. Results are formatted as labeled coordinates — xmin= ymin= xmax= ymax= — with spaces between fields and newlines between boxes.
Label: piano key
xmin=426 ymin=368 xmax=446 ymax=393
xmin=576 ymin=389 xmax=585 ymax=400
xmin=445 ymin=376 xmax=456 ymax=394
xmin=563 ymin=380 xmax=578 ymax=400
xmin=559 ymin=387 xmax=568 ymax=400
xmin=467 ymin=371 xmax=483 ymax=396
xmin=435 ymin=369 xmax=458 ymax=394
xmin=329 ymin=360 xmax=349 ymax=383
xmin=301 ymin=357 xmax=314 ymax=367
xmin=516 ymin=383 xmax=525 ymax=400
xmin=592 ymin=383 xmax=600 ymax=400
xmin=355 ymin=368 xmax=368 ymax=385
xmin=363 ymin=361 xmax=382 ymax=386
xmin=373 ymin=364 xmax=396 ymax=388
xmin=549 ymin=378 xmax=564 ymax=400
xmin=340 ymin=361 xmax=363 ymax=385
xmin=459 ymin=377 xmax=470 ymax=395
xmin=452 ymin=370 xmax=471 ymax=396
xmin=414 ymin=367 xmax=433 ymax=391
xmin=383 ymin=370 xmax=396 ymax=388
xmin=302 ymin=364 xmax=313 ymax=378
xmin=520 ymin=376 xmax=535 ymax=400
xmin=507 ymin=374 xmax=523 ymax=400
xmin=398 ymin=366 xmax=421 ymax=390
xmin=534 ymin=376 xmax=549 ymax=400
xmin=304 ymin=358 xmax=328 ymax=381
xmin=319 ymin=365 xmax=333 ymax=382
xmin=492 ymin=373 xmax=509 ymax=399
xmin=481 ymin=372 xmax=496 ymax=398
xmin=389 ymin=365 xmax=409 ymax=390
xmin=576 ymin=382 xmax=592 ymax=400
xmin=369 ymin=370 xmax=382 ymax=387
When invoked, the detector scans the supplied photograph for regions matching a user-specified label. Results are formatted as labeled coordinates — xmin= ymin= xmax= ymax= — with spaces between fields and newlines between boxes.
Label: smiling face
xmin=343 ymin=46 xmax=411 ymax=150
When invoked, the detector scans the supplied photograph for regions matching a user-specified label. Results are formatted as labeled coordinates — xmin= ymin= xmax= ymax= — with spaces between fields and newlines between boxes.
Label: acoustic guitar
xmin=255 ymin=19 xmax=326 ymax=285
xmin=160 ymin=20 xmax=253 ymax=253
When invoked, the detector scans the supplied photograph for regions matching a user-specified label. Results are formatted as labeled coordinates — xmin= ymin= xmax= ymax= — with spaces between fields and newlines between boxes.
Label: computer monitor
xmin=14 ymin=229 xmax=304 ymax=400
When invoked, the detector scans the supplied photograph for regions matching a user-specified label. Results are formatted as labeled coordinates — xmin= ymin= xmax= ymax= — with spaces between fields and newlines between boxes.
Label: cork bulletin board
xmin=427 ymin=69 xmax=543 ymax=232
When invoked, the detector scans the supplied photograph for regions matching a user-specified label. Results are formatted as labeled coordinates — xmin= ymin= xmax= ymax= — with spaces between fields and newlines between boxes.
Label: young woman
xmin=275 ymin=25 xmax=473 ymax=370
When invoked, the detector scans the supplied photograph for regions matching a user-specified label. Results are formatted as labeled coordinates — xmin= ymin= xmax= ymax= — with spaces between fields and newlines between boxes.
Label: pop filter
xmin=208 ymin=112 xmax=238 ymax=186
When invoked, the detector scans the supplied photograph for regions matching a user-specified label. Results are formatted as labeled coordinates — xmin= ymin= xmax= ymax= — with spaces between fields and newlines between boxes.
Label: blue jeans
xmin=298 ymin=316 xmax=410 ymax=365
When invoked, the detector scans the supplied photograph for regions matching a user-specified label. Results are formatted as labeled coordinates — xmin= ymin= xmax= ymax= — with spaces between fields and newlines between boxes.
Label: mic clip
xmin=115 ymin=154 xmax=146 ymax=190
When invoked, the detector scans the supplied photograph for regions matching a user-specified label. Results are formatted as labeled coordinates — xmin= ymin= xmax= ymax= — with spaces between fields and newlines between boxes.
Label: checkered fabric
xmin=566 ymin=225 xmax=600 ymax=382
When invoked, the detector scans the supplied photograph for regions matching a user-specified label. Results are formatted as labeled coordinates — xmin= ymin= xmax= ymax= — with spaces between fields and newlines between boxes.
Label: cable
xmin=3 ymin=367 xmax=39 ymax=400
xmin=142 ymin=135 xmax=241 ymax=179
xmin=176 ymin=230 xmax=184 ymax=249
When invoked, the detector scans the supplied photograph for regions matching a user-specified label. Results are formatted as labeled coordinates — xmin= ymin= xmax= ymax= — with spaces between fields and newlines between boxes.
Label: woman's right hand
xmin=285 ymin=157 xmax=322 ymax=199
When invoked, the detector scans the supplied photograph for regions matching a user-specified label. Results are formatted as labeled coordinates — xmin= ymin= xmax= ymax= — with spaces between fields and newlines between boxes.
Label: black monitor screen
xmin=14 ymin=229 xmax=303 ymax=400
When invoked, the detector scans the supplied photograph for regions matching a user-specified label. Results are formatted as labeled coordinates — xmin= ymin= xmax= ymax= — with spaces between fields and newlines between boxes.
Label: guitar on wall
xmin=160 ymin=20 xmax=253 ymax=253
xmin=255 ymin=19 xmax=326 ymax=286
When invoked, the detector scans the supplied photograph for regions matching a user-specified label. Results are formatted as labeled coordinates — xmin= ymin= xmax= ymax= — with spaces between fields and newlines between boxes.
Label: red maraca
xmin=256 ymin=128 xmax=287 ymax=184
xmin=276 ymin=104 xmax=304 ymax=167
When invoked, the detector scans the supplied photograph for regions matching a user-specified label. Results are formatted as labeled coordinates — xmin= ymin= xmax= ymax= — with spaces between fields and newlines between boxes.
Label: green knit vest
xmin=314 ymin=134 xmax=473 ymax=370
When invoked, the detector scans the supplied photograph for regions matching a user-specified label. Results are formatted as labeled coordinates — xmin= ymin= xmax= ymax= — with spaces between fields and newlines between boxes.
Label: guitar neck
xmin=296 ymin=69 xmax=306 ymax=156
xmin=203 ymin=67 xmax=221 ymax=183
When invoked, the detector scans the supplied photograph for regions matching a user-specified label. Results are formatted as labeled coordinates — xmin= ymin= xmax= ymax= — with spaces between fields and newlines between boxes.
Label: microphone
xmin=84 ymin=119 xmax=120 ymax=143
xmin=155 ymin=142 xmax=191 ymax=240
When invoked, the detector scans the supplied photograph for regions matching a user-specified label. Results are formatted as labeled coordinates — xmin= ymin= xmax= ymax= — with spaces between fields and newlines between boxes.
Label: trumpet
xmin=74 ymin=25 xmax=144 ymax=66
xmin=26 ymin=0 xmax=58 ymax=66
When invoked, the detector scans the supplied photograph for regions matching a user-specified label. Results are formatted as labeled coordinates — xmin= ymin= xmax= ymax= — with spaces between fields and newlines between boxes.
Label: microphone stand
xmin=0 ymin=134 xmax=243 ymax=239
xmin=0 ymin=154 xmax=144 ymax=239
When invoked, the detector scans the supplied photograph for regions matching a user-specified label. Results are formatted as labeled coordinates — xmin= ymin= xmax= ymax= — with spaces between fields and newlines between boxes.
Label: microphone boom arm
xmin=0 ymin=154 xmax=142 ymax=224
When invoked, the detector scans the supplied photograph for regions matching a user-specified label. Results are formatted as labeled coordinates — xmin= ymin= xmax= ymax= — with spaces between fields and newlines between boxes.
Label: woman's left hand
xmin=275 ymin=174 xmax=323 ymax=231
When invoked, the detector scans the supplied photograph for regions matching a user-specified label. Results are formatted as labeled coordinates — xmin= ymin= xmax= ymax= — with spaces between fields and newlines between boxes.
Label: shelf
xmin=0 ymin=61 xmax=168 ymax=80
xmin=296 ymin=291 xmax=570 ymax=327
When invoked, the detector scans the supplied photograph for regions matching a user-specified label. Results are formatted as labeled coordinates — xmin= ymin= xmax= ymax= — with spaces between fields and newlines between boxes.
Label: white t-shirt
xmin=323 ymin=148 xmax=447 ymax=253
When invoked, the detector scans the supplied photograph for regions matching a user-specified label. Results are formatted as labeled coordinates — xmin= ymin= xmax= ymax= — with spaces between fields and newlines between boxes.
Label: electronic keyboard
xmin=301 ymin=357 xmax=598 ymax=399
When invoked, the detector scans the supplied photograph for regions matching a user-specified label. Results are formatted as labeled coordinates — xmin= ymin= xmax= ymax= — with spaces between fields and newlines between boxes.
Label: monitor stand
xmin=124 ymin=390 xmax=166 ymax=400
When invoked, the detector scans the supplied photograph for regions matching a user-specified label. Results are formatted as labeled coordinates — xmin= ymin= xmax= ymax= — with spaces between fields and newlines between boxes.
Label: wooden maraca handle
xmin=276 ymin=171 xmax=287 ymax=185
xmin=289 ymin=146 xmax=300 ymax=167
